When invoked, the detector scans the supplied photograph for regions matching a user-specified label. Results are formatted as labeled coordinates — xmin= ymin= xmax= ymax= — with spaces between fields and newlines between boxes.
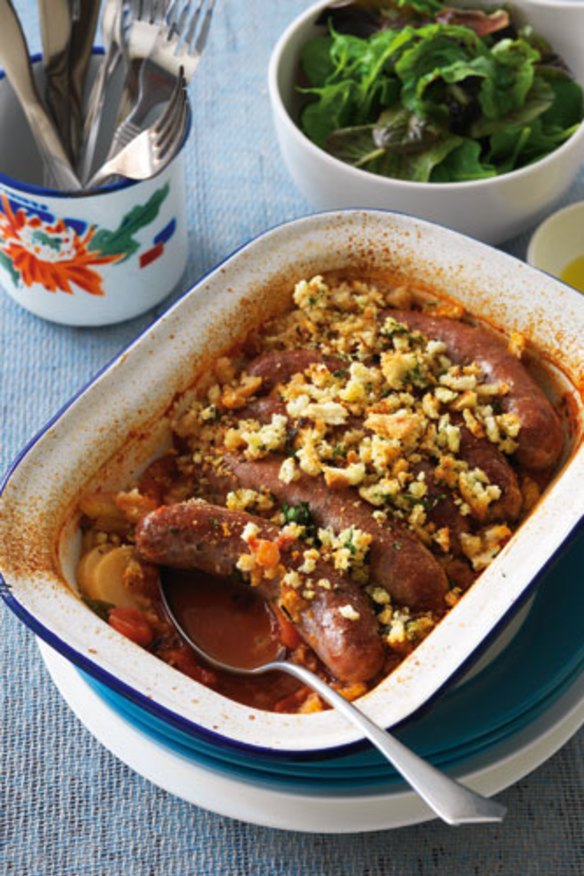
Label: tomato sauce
xmin=160 ymin=569 xmax=304 ymax=710
xmin=163 ymin=568 xmax=281 ymax=668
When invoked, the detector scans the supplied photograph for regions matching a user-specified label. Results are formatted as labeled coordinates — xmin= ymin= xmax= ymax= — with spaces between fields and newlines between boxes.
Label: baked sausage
xmin=239 ymin=396 xmax=288 ymax=423
xmin=458 ymin=423 xmax=522 ymax=521
xmin=384 ymin=310 xmax=563 ymax=470
xmin=409 ymin=458 xmax=470 ymax=555
xmin=247 ymin=349 xmax=345 ymax=392
xmin=239 ymin=403 xmax=521 ymax=527
xmin=135 ymin=502 xmax=385 ymax=683
xmin=224 ymin=455 xmax=449 ymax=611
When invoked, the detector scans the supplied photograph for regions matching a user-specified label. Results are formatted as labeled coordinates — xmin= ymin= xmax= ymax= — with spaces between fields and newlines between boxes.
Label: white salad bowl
xmin=0 ymin=209 xmax=583 ymax=758
xmin=268 ymin=0 xmax=584 ymax=245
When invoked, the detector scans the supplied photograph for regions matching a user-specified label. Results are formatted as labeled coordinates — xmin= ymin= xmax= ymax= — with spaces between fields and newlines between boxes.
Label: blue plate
xmin=84 ymin=656 xmax=584 ymax=794
xmin=82 ymin=525 xmax=584 ymax=788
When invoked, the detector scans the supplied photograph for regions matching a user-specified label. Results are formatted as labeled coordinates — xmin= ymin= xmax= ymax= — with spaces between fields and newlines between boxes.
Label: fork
xmin=108 ymin=0 xmax=215 ymax=157
xmin=85 ymin=69 xmax=188 ymax=189
xmin=77 ymin=0 xmax=129 ymax=183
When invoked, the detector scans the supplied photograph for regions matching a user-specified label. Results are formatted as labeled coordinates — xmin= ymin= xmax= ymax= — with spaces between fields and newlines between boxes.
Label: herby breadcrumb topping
xmin=76 ymin=270 xmax=556 ymax=713
xmin=166 ymin=273 xmax=533 ymax=652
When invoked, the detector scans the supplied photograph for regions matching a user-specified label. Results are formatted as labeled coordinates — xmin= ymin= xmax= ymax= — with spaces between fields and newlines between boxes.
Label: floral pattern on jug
xmin=0 ymin=183 xmax=173 ymax=298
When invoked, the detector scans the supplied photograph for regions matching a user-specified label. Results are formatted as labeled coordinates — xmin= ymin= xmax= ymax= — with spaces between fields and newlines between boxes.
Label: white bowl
xmin=267 ymin=0 xmax=584 ymax=245
xmin=1 ymin=210 xmax=583 ymax=757
xmin=527 ymin=200 xmax=584 ymax=292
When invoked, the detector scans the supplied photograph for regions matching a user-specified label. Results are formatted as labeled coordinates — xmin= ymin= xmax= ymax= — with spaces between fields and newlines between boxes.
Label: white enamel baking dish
xmin=1 ymin=210 xmax=583 ymax=757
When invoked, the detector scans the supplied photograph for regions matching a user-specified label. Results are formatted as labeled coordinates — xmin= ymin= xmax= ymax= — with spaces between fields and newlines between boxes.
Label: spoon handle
xmin=273 ymin=661 xmax=506 ymax=825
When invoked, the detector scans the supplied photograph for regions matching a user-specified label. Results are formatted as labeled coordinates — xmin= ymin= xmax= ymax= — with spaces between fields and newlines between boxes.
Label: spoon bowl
xmin=160 ymin=568 xmax=507 ymax=826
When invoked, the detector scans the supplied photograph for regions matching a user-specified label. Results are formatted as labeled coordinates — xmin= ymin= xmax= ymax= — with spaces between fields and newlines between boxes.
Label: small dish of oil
xmin=560 ymin=255 xmax=584 ymax=293
xmin=527 ymin=201 xmax=584 ymax=294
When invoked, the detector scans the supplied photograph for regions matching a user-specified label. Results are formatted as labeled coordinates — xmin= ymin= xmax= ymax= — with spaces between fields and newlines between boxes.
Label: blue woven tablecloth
xmin=2 ymin=2 xmax=583 ymax=873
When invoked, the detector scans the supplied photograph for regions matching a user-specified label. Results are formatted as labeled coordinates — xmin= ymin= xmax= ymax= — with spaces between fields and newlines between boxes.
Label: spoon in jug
xmin=159 ymin=568 xmax=507 ymax=826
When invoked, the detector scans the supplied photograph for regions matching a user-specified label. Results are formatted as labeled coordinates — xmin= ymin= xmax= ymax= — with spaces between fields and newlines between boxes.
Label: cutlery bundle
xmin=0 ymin=0 xmax=215 ymax=191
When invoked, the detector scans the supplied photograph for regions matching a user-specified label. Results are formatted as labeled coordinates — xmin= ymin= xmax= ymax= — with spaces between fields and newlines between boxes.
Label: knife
xmin=0 ymin=0 xmax=81 ymax=190
xmin=38 ymin=0 xmax=74 ymax=161
xmin=67 ymin=0 xmax=101 ymax=161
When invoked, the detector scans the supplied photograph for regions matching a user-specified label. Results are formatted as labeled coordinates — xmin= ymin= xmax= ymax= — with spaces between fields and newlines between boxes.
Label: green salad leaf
xmin=298 ymin=0 xmax=583 ymax=182
xmin=301 ymin=35 xmax=336 ymax=85
xmin=326 ymin=106 xmax=465 ymax=181
xmin=540 ymin=70 xmax=584 ymax=129
xmin=81 ymin=596 xmax=114 ymax=622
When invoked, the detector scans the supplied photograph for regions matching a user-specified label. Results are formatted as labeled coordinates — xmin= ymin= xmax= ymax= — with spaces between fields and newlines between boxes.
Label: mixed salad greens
xmin=298 ymin=0 xmax=583 ymax=182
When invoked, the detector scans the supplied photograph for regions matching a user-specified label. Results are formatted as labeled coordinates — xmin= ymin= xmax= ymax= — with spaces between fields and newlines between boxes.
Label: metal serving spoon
xmin=160 ymin=572 xmax=507 ymax=826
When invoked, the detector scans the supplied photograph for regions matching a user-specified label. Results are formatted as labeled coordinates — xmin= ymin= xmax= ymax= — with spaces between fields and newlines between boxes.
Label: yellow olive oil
xmin=559 ymin=255 xmax=584 ymax=293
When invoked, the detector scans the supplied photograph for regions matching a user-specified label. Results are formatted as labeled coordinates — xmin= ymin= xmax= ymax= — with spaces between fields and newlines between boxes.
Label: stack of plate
xmin=40 ymin=528 xmax=584 ymax=832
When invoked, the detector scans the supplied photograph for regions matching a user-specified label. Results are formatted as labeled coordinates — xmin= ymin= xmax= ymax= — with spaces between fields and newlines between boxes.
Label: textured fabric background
xmin=1 ymin=2 xmax=583 ymax=874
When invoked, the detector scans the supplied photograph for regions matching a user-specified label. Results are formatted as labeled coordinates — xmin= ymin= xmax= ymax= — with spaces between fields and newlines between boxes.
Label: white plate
xmin=38 ymin=639 xmax=584 ymax=833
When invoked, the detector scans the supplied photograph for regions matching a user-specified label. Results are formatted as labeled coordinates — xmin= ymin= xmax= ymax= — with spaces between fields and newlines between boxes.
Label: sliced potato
xmin=77 ymin=545 xmax=139 ymax=609
xmin=78 ymin=491 xmax=123 ymax=520
xmin=77 ymin=545 xmax=114 ymax=594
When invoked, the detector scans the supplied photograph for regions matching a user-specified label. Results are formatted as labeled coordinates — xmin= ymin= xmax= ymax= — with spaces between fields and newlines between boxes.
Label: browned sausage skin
xmin=77 ymin=272 xmax=564 ymax=714
xmin=135 ymin=502 xmax=385 ymax=683
xmin=238 ymin=393 xmax=521 ymax=529
xmin=247 ymin=349 xmax=345 ymax=393
xmin=458 ymin=422 xmax=522 ymax=521
xmin=223 ymin=454 xmax=449 ymax=611
xmin=239 ymin=399 xmax=522 ymax=523
xmin=385 ymin=310 xmax=563 ymax=470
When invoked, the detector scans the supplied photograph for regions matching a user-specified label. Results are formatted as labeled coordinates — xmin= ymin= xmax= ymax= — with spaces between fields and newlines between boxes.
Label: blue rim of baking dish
xmin=1 ymin=208 xmax=583 ymax=763
xmin=77 ymin=523 xmax=584 ymax=787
